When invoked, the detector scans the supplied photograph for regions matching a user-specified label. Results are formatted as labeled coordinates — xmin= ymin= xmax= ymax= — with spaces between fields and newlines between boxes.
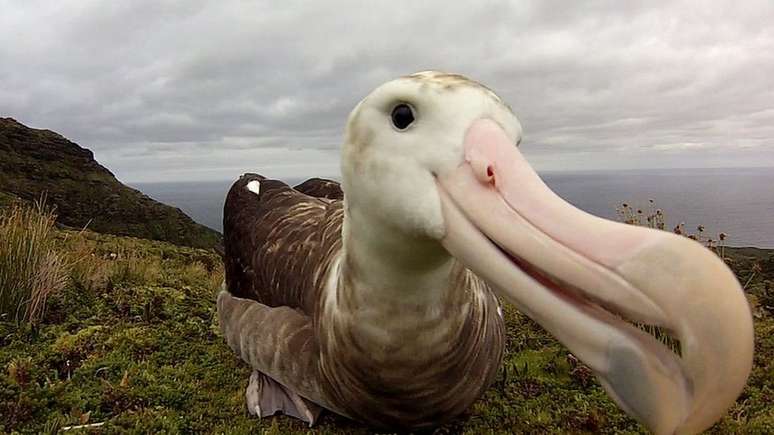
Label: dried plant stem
xmin=0 ymin=199 xmax=69 ymax=325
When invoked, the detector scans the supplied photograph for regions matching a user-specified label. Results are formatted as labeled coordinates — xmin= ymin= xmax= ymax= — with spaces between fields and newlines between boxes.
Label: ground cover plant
xmin=1 ymin=202 xmax=772 ymax=434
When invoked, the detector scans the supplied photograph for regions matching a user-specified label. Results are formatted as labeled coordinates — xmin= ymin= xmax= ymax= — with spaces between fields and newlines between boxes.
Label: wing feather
xmin=223 ymin=174 xmax=343 ymax=315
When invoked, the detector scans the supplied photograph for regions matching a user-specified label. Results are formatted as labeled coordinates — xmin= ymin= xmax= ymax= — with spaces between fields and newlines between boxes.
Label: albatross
xmin=218 ymin=71 xmax=753 ymax=434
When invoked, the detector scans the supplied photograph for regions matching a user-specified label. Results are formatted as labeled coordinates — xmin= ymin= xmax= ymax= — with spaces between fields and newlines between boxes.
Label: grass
xmin=0 ymin=201 xmax=69 ymax=326
xmin=0 ymin=202 xmax=772 ymax=433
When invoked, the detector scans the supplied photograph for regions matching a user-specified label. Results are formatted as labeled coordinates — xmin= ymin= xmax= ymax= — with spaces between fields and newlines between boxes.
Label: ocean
xmin=131 ymin=167 xmax=774 ymax=248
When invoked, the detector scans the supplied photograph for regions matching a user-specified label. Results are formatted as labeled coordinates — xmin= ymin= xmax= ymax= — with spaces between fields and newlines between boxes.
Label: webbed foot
xmin=246 ymin=370 xmax=323 ymax=427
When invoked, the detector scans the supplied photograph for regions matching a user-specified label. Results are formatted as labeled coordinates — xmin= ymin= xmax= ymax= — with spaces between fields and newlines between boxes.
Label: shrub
xmin=65 ymin=235 xmax=109 ymax=293
xmin=180 ymin=261 xmax=224 ymax=292
xmin=616 ymin=199 xmax=728 ymax=258
xmin=107 ymin=254 xmax=161 ymax=287
xmin=0 ymin=201 xmax=69 ymax=325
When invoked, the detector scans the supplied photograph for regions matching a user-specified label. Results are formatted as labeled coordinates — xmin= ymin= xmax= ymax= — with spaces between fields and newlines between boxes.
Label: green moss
xmin=1 ymin=231 xmax=772 ymax=433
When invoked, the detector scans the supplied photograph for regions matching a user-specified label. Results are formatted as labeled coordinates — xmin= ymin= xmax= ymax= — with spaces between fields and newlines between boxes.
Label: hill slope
xmin=0 ymin=118 xmax=221 ymax=249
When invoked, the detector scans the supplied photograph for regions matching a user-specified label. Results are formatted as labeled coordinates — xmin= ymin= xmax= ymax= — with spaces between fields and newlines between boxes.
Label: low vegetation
xmin=1 ymin=202 xmax=772 ymax=433
xmin=0 ymin=201 xmax=68 ymax=326
xmin=616 ymin=199 xmax=729 ymax=257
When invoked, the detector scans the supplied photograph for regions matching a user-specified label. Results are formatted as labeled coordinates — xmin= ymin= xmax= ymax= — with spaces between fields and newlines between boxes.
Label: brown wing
xmin=223 ymin=174 xmax=343 ymax=316
xmin=293 ymin=177 xmax=343 ymax=200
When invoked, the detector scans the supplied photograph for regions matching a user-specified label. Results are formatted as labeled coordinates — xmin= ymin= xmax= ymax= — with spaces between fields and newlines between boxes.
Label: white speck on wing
xmin=246 ymin=180 xmax=261 ymax=195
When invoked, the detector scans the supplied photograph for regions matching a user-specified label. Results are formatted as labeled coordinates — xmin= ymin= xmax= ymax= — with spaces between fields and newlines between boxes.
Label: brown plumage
xmin=219 ymin=173 xmax=505 ymax=430
xmin=223 ymin=173 xmax=343 ymax=313
xmin=293 ymin=177 xmax=344 ymax=200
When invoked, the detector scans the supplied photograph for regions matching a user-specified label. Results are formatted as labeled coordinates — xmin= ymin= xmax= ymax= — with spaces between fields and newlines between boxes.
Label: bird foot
xmin=245 ymin=370 xmax=323 ymax=427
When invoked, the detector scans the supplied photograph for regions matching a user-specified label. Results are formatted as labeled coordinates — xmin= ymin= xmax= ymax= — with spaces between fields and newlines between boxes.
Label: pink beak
xmin=437 ymin=119 xmax=753 ymax=435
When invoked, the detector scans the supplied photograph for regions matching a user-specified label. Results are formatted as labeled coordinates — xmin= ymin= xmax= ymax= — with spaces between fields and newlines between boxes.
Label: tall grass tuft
xmin=0 ymin=201 xmax=69 ymax=325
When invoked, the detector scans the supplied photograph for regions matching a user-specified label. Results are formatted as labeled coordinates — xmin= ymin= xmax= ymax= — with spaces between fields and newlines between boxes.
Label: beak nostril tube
xmin=468 ymin=150 xmax=496 ymax=186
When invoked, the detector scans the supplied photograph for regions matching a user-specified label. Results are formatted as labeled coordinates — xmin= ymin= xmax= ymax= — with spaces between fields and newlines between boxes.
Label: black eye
xmin=390 ymin=103 xmax=414 ymax=130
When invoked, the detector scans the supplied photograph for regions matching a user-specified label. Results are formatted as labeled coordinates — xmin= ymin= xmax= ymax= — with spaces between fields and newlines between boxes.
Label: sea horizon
xmin=131 ymin=166 xmax=774 ymax=249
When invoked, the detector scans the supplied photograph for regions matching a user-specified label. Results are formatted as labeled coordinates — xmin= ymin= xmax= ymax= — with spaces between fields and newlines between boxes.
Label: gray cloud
xmin=1 ymin=0 xmax=773 ymax=182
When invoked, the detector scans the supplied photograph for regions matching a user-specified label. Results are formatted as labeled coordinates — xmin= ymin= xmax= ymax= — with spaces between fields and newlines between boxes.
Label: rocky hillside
xmin=0 ymin=118 xmax=221 ymax=249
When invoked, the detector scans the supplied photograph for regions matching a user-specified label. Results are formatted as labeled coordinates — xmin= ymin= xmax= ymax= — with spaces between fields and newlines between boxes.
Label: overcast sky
xmin=2 ymin=1 xmax=773 ymax=182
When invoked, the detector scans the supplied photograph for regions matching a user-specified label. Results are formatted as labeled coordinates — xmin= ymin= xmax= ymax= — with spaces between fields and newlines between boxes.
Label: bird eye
xmin=390 ymin=104 xmax=414 ymax=130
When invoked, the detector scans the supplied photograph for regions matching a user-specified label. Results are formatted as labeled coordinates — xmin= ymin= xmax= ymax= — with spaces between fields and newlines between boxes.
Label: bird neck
xmin=316 ymin=202 xmax=480 ymax=368
xmin=340 ymin=202 xmax=458 ymax=308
